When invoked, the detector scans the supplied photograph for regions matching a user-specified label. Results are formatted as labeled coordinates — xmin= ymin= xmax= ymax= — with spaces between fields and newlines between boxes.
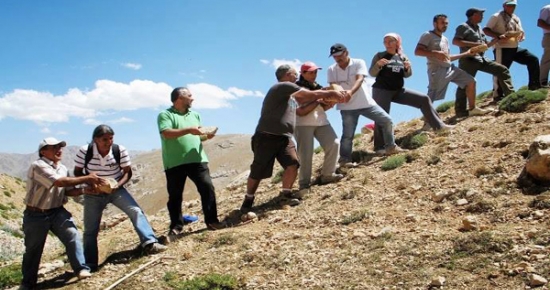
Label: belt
xmin=25 ymin=206 xmax=60 ymax=213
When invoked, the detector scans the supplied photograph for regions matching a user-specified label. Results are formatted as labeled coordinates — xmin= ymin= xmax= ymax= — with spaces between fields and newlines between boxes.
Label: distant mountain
xmin=0 ymin=146 xmax=142 ymax=180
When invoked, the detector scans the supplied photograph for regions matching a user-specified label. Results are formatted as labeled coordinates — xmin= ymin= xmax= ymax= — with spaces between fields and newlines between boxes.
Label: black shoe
xmin=240 ymin=196 xmax=255 ymax=213
xmin=455 ymin=111 xmax=469 ymax=118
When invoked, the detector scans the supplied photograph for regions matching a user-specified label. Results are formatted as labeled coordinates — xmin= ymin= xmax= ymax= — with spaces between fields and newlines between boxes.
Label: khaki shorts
xmin=249 ymin=132 xmax=299 ymax=180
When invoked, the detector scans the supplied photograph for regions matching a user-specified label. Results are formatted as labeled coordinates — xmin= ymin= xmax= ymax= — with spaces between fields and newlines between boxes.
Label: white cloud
xmin=227 ymin=87 xmax=263 ymax=98
xmin=261 ymin=58 xmax=302 ymax=71
xmin=121 ymin=63 xmax=142 ymax=70
xmin=187 ymin=83 xmax=264 ymax=108
xmin=40 ymin=127 xmax=51 ymax=133
xmin=110 ymin=117 xmax=134 ymax=124
xmin=0 ymin=80 xmax=263 ymax=124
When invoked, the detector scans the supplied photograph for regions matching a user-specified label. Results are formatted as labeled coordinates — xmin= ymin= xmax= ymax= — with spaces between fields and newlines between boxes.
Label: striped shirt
xmin=25 ymin=158 xmax=70 ymax=209
xmin=74 ymin=143 xmax=131 ymax=181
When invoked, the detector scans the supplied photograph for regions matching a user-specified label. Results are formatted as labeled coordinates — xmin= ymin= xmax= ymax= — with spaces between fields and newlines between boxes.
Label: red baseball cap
xmin=300 ymin=61 xmax=322 ymax=72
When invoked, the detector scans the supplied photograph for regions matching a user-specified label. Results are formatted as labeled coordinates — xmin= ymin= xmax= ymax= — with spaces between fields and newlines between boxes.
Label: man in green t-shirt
xmin=157 ymin=87 xmax=224 ymax=235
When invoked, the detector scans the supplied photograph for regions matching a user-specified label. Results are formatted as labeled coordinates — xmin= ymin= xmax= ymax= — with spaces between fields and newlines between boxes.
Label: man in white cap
xmin=484 ymin=0 xmax=542 ymax=91
xmin=20 ymin=137 xmax=102 ymax=289
xmin=539 ymin=4 xmax=550 ymax=87
xmin=294 ymin=61 xmax=343 ymax=191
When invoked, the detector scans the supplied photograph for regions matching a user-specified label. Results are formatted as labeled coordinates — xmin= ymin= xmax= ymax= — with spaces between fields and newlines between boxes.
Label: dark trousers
xmin=165 ymin=162 xmax=219 ymax=230
xmin=493 ymin=47 xmax=540 ymax=92
xmin=456 ymin=56 xmax=514 ymax=115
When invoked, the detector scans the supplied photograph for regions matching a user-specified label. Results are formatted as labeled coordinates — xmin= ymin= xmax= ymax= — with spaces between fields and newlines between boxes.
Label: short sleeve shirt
xmin=327 ymin=58 xmax=376 ymax=110
xmin=74 ymin=143 xmax=131 ymax=181
xmin=485 ymin=11 xmax=523 ymax=48
xmin=417 ymin=31 xmax=451 ymax=70
xmin=157 ymin=108 xmax=209 ymax=170
xmin=454 ymin=21 xmax=487 ymax=61
xmin=540 ymin=5 xmax=550 ymax=34
xmin=24 ymin=158 xmax=69 ymax=209
xmin=255 ymin=82 xmax=302 ymax=136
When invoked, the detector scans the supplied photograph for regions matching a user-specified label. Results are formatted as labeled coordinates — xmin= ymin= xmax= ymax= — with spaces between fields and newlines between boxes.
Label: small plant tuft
xmin=499 ymin=89 xmax=548 ymax=112
xmin=164 ymin=272 xmax=241 ymax=290
xmin=436 ymin=101 xmax=455 ymax=113
xmin=271 ymin=168 xmax=284 ymax=184
xmin=340 ymin=210 xmax=368 ymax=225
xmin=0 ymin=264 xmax=23 ymax=289
xmin=314 ymin=146 xmax=323 ymax=154
xmin=381 ymin=155 xmax=406 ymax=171
xmin=426 ymin=155 xmax=441 ymax=165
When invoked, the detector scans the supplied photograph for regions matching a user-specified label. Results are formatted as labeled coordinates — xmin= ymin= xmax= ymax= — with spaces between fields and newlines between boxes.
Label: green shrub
xmin=381 ymin=155 xmax=406 ymax=171
xmin=0 ymin=203 xmax=8 ymax=211
xmin=164 ymin=272 xmax=241 ymax=290
xmin=271 ymin=168 xmax=284 ymax=184
xmin=340 ymin=209 xmax=368 ymax=225
xmin=499 ymin=89 xmax=548 ymax=112
xmin=212 ymin=234 xmax=236 ymax=247
xmin=400 ymin=133 xmax=428 ymax=149
xmin=2 ymin=191 xmax=10 ymax=197
xmin=475 ymin=90 xmax=492 ymax=101
xmin=0 ymin=264 xmax=22 ymax=289
xmin=314 ymin=146 xmax=323 ymax=154
xmin=436 ymin=101 xmax=454 ymax=113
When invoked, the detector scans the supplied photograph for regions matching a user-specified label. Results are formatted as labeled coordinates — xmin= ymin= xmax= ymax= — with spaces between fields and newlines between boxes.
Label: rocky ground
xmin=2 ymin=91 xmax=550 ymax=289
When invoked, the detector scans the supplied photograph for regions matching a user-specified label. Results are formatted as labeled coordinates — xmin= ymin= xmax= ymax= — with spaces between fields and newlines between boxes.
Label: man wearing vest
xmin=21 ymin=138 xmax=102 ymax=289
xmin=483 ymin=0 xmax=542 ymax=91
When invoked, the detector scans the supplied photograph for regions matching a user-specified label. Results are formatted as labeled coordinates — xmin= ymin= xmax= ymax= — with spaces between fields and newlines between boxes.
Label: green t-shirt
xmin=157 ymin=107 xmax=209 ymax=170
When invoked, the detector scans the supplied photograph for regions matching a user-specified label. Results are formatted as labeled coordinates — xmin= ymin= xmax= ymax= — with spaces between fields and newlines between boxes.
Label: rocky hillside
xmin=2 ymin=90 xmax=550 ymax=289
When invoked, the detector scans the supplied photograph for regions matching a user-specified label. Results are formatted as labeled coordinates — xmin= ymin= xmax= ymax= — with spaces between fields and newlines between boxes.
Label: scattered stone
xmin=405 ymin=214 xmax=418 ymax=222
xmin=533 ymin=210 xmax=545 ymax=219
xmin=432 ymin=191 xmax=448 ymax=203
xmin=241 ymin=211 xmax=258 ymax=222
xmin=529 ymin=274 xmax=548 ymax=287
xmin=430 ymin=276 xmax=446 ymax=287
xmin=288 ymin=199 xmax=301 ymax=206
xmin=456 ymin=198 xmax=468 ymax=206
xmin=461 ymin=216 xmax=477 ymax=231
xmin=525 ymin=135 xmax=550 ymax=182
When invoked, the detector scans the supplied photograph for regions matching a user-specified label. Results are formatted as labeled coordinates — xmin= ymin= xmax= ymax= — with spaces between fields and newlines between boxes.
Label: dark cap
xmin=329 ymin=43 xmax=347 ymax=57
xmin=466 ymin=7 xmax=486 ymax=17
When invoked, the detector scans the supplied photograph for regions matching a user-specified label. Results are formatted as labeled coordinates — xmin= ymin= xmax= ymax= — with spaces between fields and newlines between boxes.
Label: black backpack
xmin=84 ymin=143 xmax=121 ymax=172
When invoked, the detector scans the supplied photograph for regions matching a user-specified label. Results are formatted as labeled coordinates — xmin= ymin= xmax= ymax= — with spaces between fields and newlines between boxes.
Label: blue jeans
xmin=83 ymin=188 xmax=157 ymax=268
xmin=22 ymin=207 xmax=89 ymax=288
xmin=340 ymin=106 xmax=395 ymax=162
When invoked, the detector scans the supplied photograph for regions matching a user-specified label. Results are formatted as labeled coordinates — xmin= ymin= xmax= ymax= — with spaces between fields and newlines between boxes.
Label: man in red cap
xmin=294 ymin=61 xmax=343 ymax=191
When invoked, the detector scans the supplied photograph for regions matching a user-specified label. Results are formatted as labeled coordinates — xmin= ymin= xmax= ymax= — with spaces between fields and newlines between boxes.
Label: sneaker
xmin=207 ymin=221 xmax=228 ymax=231
xmin=240 ymin=196 xmax=255 ymax=213
xmin=468 ymin=107 xmax=492 ymax=116
xmin=144 ymin=242 xmax=168 ymax=255
xmin=339 ymin=161 xmax=357 ymax=168
xmin=374 ymin=149 xmax=386 ymax=156
xmin=77 ymin=269 xmax=92 ymax=280
xmin=320 ymin=173 xmax=344 ymax=184
xmin=435 ymin=124 xmax=455 ymax=132
xmin=420 ymin=122 xmax=432 ymax=131
xmin=385 ymin=145 xmax=407 ymax=156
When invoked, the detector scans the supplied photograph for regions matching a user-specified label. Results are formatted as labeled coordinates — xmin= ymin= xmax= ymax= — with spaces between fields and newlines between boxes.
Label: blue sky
xmin=0 ymin=0 xmax=546 ymax=154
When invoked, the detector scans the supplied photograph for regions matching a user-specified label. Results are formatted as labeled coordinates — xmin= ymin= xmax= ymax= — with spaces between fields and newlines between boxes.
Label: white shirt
xmin=296 ymin=104 xmax=330 ymax=127
xmin=74 ymin=143 xmax=131 ymax=181
xmin=327 ymin=58 xmax=376 ymax=110
xmin=485 ymin=11 xmax=524 ymax=49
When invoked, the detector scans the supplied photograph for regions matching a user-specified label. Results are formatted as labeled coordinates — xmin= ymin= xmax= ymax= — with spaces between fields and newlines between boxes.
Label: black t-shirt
xmin=372 ymin=52 xmax=407 ymax=91
xmin=255 ymin=82 xmax=302 ymax=136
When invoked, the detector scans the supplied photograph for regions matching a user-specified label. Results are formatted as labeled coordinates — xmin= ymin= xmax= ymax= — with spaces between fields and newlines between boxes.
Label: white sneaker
xmin=77 ymin=269 xmax=92 ymax=280
xmin=468 ymin=107 xmax=492 ymax=116
xmin=339 ymin=161 xmax=357 ymax=168
xmin=435 ymin=124 xmax=455 ymax=132
xmin=320 ymin=173 xmax=344 ymax=184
